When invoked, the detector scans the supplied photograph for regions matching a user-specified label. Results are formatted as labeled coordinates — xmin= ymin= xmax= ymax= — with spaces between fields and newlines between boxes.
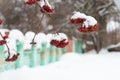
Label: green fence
xmin=74 ymin=39 xmax=84 ymax=53
xmin=0 ymin=39 xmax=84 ymax=73
xmin=0 ymin=40 xmax=67 ymax=73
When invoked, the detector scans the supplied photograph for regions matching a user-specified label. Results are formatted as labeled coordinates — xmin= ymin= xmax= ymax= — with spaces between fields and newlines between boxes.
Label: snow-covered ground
xmin=0 ymin=49 xmax=120 ymax=80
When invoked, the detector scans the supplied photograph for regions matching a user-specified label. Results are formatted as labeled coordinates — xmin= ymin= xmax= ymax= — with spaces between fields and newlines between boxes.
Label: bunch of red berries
xmin=24 ymin=0 xmax=54 ymax=14
xmin=50 ymin=33 xmax=69 ymax=48
xmin=78 ymin=24 xmax=99 ymax=33
xmin=70 ymin=11 xmax=99 ymax=33
xmin=5 ymin=53 xmax=20 ymax=62
xmin=40 ymin=5 xmax=54 ymax=14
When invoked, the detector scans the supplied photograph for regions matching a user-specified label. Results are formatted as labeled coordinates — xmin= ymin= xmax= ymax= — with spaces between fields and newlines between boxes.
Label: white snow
xmin=9 ymin=29 xmax=24 ymax=42
xmin=23 ymin=31 xmax=35 ymax=50
xmin=71 ymin=11 xmax=86 ymax=19
xmin=106 ymin=20 xmax=120 ymax=32
xmin=46 ymin=33 xmax=53 ymax=42
xmin=39 ymin=0 xmax=52 ymax=8
xmin=5 ymin=49 xmax=17 ymax=59
xmin=82 ymin=16 xmax=97 ymax=27
xmin=35 ymin=33 xmax=47 ymax=43
xmin=0 ymin=29 xmax=9 ymax=40
xmin=34 ymin=33 xmax=48 ymax=48
xmin=107 ymin=42 xmax=120 ymax=49
xmin=5 ymin=29 xmax=24 ymax=51
xmin=52 ymin=33 xmax=68 ymax=42
xmin=4 ymin=39 xmax=16 ymax=51
xmin=1 ymin=49 xmax=120 ymax=80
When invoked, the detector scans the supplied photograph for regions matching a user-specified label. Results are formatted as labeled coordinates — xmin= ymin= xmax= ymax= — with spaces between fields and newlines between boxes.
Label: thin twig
xmin=0 ymin=32 xmax=10 ymax=58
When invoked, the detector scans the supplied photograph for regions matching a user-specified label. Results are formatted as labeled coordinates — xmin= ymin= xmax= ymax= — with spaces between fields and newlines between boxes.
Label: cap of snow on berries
xmin=77 ymin=16 xmax=98 ymax=32
xmin=70 ymin=11 xmax=86 ymax=24
xmin=82 ymin=16 xmax=97 ymax=28
xmin=71 ymin=11 xmax=86 ymax=19
xmin=39 ymin=0 xmax=54 ymax=14
xmin=53 ymin=33 xmax=68 ymax=42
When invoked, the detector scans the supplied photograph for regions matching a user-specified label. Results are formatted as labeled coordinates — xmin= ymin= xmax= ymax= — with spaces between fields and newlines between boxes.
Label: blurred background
xmin=0 ymin=0 xmax=120 ymax=80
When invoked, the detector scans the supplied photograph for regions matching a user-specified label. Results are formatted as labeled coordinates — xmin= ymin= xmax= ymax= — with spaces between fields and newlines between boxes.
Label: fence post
xmin=15 ymin=40 xmax=24 ymax=69
xmin=29 ymin=45 xmax=37 ymax=67
xmin=49 ymin=45 xmax=56 ymax=63
xmin=39 ymin=43 xmax=47 ymax=65
xmin=0 ymin=45 xmax=5 ymax=72
xmin=23 ymin=49 xmax=31 ymax=67
xmin=73 ymin=40 xmax=83 ymax=53
xmin=55 ymin=48 xmax=62 ymax=61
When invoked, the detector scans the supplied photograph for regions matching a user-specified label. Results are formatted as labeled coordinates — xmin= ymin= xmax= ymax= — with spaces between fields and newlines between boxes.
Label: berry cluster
xmin=50 ymin=39 xmax=69 ymax=48
xmin=70 ymin=11 xmax=98 ymax=33
xmin=78 ymin=24 xmax=99 ymax=33
xmin=40 ymin=5 xmax=54 ymax=14
xmin=5 ymin=53 xmax=20 ymax=62
xmin=50 ymin=33 xmax=69 ymax=48
xmin=70 ymin=18 xmax=85 ymax=24
xmin=24 ymin=0 xmax=54 ymax=14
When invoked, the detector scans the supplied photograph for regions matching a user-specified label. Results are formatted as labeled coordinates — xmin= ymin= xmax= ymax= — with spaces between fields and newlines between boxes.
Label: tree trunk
xmin=90 ymin=33 xmax=101 ymax=53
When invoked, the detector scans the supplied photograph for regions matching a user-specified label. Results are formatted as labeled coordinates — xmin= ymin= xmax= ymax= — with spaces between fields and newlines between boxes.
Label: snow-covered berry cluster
xmin=24 ymin=0 xmax=54 ymax=14
xmin=50 ymin=33 xmax=69 ymax=48
xmin=5 ymin=53 xmax=20 ymax=62
xmin=39 ymin=0 xmax=54 ymax=14
xmin=70 ymin=11 xmax=99 ymax=33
